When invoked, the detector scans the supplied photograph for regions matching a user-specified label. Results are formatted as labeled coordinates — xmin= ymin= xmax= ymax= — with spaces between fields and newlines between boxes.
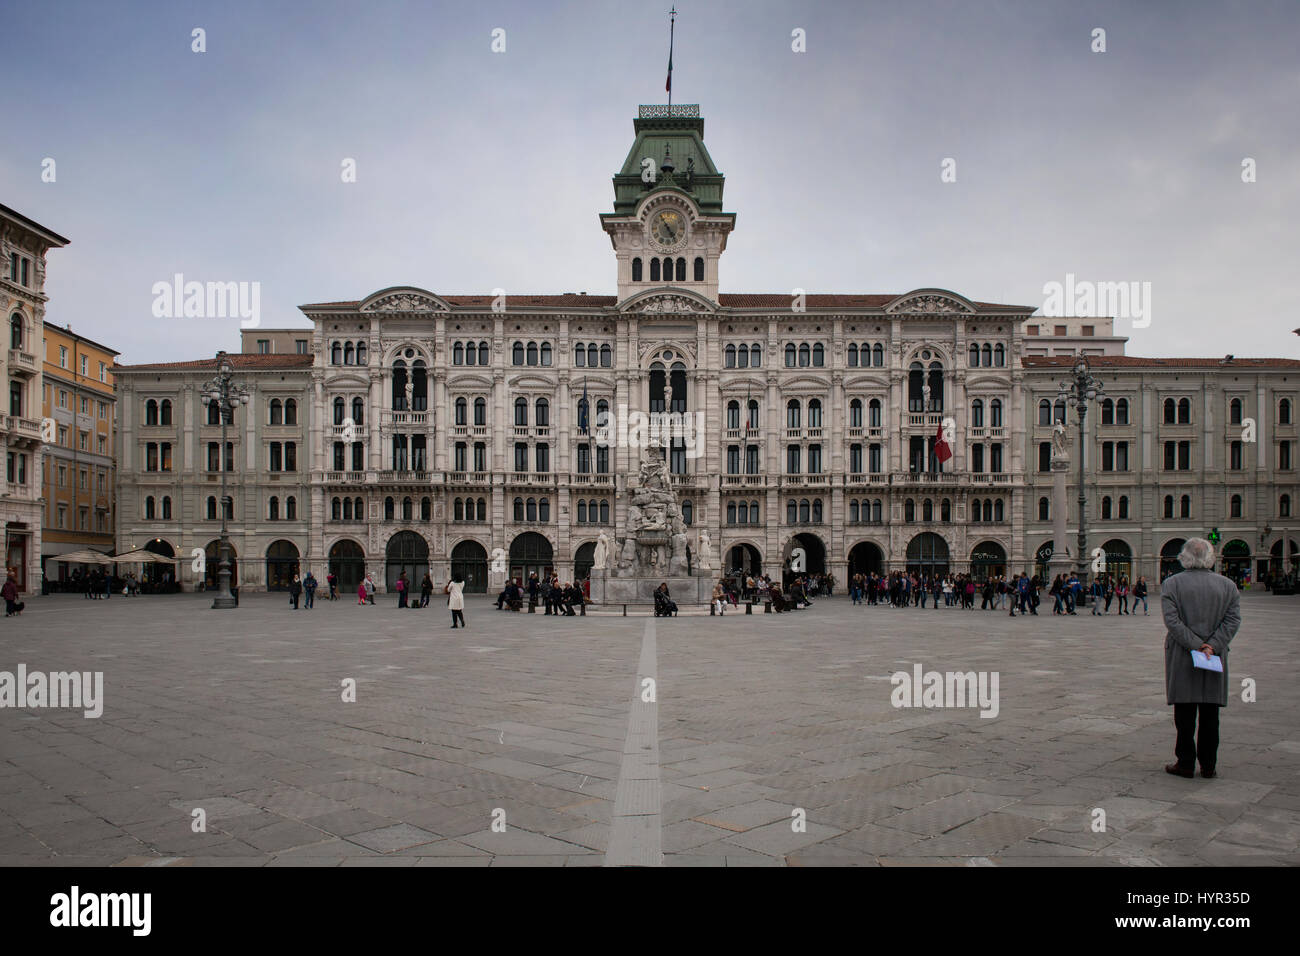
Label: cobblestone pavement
xmin=1 ymin=590 xmax=1297 ymax=867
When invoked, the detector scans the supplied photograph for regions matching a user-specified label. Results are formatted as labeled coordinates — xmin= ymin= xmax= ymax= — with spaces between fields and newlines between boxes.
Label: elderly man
xmin=1160 ymin=538 xmax=1241 ymax=779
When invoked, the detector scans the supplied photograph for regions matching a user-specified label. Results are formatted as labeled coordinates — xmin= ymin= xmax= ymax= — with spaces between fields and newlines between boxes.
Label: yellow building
xmin=41 ymin=322 xmax=118 ymax=579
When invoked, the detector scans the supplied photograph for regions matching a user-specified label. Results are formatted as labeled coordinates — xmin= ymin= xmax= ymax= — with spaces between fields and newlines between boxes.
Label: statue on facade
xmin=404 ymin=380 xmax=414 ymax=410
xmin=696 ymin=529 xmax=714 ymax=571
xmin=1051 ymin=421 xmax=1070 ymax=464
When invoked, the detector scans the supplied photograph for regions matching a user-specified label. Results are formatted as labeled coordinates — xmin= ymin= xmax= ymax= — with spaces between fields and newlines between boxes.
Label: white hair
xmin=1178 ymin=537 xmax=1216 ymax=570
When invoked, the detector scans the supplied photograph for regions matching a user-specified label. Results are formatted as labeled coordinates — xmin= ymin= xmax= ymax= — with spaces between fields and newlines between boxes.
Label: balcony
xmin=845 ymin=473 xmax=890 ymax=487
xmin=784 ymin=428 xmax=802 ymax=440
xmin=725 ymin=427 xmax=743 ymax=440
xmin=446 ymin=471 xmax=492 ymax=486
xmin=968 ymin=472 xmax=1012 ymax=485
xmin=866 ymin=426 xmax=884 ymax=439
xmin=450 ymin=425 xmax=470 ymax=437
xmin=382 ymin=411 xmax=430 ymax=427
xmin=8 ymin=349 xmax=36 ymax=375
xmin=377 ymin=470 xmax=432 ymax=483
xmin=893 ymin=471 xmax=957 ymax=486
xmin=847 ymin=426 xmax=863 ymax=438
xmin=671 ymin=473 xmax=706 ymax=489
xmin=907 ymin=413 xmax=944 ymax=427
xmin=6 ymin=416 xmax=43 ymax=440
xmin=569 ymin=473 xmax=616 ymax=486
xmin=806 ymin=427 xmax=823 ymax=439
xmin=722 ymin=474 xmax=767 ymax=488
xmin=506 ymin=472 xmax=556 ymax=486
xmin=781 ymin=474 xmax=830 ymax=489
xmin=323 ymin=470 xmax=368 ymax=483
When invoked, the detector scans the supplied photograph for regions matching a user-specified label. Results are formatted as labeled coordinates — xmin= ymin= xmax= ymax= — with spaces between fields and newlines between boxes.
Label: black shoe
xmin=1165 ymin=763 xmax=1195 ymax=778
xmin=1200 ymin=768 xmax=1216 ymax=779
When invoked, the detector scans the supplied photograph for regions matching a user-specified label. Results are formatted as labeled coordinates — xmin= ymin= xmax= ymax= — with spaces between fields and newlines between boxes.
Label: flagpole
xmin=667 ymin=5 xmax=676 ymax=110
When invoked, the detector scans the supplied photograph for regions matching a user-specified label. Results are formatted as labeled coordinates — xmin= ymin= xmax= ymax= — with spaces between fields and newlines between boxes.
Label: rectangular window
xmin=270 ymin=442 xmax=282 ymax=471
xmin=295 ymin=340 xmax=308 ymax=354
xmin=971 ymin=443 xmax=984 ymax=473
xmin=79 ymin=431 xmax=88 ymax=451
xmin=1163 ymin=441 xmax=1176 ymax=470
xmin=79 ymin=469 xmax=87 ymax=490
xmin=1101 ymin=442 xmax=1114 ymax=472
xmin=868 ymin=444 xmax=882 ymax=474
xmin=208 ymin=442 xmax=221 ymax=471
xmin=1282 ymin=441 xmax=1294 ymax=471
xmin=1081 ymin=326 xmax=1094 ymax=336
xmin=514 ymin=443 xmax=527 ymax=472
xmin=1041 ymin=442 xmax=1053 ymax=472
xmin=80 ymin=355 xmax=88 ymax=376
xmin=596 ymin=445 xmax=609 ymax=474
xmin=160 ymin=442 xmax=172 ymax=471
xmin=1230 ymin=441 xmax=1243 ymax=470
xmin=59 ymin=346 xmax=68 ymax=368
xmin=473 ymin=443 xmax=486 ymax=471
xmin=21 ymin=258 xmax=29 ymax=286
xmin=1054 ymin=325 xmax=1067 ymax=336
xmin=1116 ymin=441 xmax=1129 ymax=471
xmin=257 ymin=340 xmax=270 ymax=354
xmin=1178 ymin=440 xmax=1191 ymax=470
xmin=57 ymin=505 xmax=67 ymax=529
xmin=99 ymin=362 xmax=107 ymax=382
xmin=58 ymin=389 xmax=67 ymax=408
xmin=285 ymin=441 xmax=297 ymax=471
xmin=145 ymin=444 xmax=158 ymax=472
xmin=786 ymin=445 xmax=800 ymax=474
xmin=808 ymin=444 xmax=822 ymax=474
xmin=990 ymin=443 xmax=1003 ymax=473
xmin=351 ymin=442 xmax=364 ymax=471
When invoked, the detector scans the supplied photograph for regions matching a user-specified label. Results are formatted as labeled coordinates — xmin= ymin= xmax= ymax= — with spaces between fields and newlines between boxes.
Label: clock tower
xmin=600 ymin=104 xmax=736 ymax=302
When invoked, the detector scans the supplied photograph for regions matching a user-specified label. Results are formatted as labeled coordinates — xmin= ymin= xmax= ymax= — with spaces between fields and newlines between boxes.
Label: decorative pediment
xmin=886 ymin=289 xmax=975 ymax=315
xmin=360 ymin=287 xmax=450 ymax=314
xmin=622 ymin=289 xmax=714 ymax=315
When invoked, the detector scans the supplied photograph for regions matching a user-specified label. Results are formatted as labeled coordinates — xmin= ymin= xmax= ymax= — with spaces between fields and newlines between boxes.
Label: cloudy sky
xmin=3 ymin=0 xmax=1297 ymax=364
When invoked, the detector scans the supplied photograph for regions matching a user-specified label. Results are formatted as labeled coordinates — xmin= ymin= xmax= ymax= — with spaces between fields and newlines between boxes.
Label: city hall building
xmin=113 ymin=105 xmax=1300 ymax=593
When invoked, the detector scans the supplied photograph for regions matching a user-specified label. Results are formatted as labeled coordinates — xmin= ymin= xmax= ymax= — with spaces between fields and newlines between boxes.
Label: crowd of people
xmin=495 ymin=573 xmax=589 ymax=616
xmin=843 ymin=570 xmax=1152 ymax=617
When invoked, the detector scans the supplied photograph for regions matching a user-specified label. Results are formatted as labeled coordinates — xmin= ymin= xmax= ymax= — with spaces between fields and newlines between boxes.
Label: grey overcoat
xmin=1160 ymin=569 xmax=1241 ymax=706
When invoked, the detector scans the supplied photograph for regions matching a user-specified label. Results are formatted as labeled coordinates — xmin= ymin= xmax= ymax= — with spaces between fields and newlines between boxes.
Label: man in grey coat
xmin=1160 ymin=538 xmax=1241 ymax=779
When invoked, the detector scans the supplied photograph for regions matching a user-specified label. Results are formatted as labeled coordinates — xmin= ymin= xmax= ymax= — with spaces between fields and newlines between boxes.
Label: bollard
xmin=746 ymin=602 xmax=752 ymax=614
xmin=622 ymin=604 xmax=627 ymax=617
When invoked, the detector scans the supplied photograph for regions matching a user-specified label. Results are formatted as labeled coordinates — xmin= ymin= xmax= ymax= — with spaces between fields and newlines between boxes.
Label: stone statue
xmin=663 ymin=381 xmax=673 ymax=414
xmin=1051 ymin=421 xmax=1069 ymax=463
xmin=593 ymin=532 xmax=610 ymax=570
xmin=612 ymin=445 xmax=696 ymax=578
xmin=696 ymin=529 xmax=714 ymax=571
xmin=404 ymin=380 xmax=414 ymax=410
xmin=921 ymin=382 xmax=931 ymax=412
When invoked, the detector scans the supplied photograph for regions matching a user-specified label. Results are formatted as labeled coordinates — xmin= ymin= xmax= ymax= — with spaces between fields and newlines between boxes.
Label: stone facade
xmin=112 ymin=105 xmax=1300 ymax=593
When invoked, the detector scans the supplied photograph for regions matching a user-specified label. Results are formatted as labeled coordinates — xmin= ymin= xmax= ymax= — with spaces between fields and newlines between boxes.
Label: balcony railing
xmin=446 ymin=471 xmax=492 ymax=485
xmin=845 ymin=473 xmax=890 ymax=486
xmin=722 ymin=474 xmax=767 ymax=487
xmin=382 ymin=411 xmax=429 ymax=426
xmin=784 ymin=428 xmax=802 ymax=440
xmin=570 ymin=473 xmax=615 ymax=485
xmin=8 ymin=349 xmax=36 ymax=373
xmin=969 ymin=472 xmax=1011 ymax=484
xmin=378 ymin=470 xmax=432 ymax=482
xmin=907 ymin=413 xmax=944 ymax=427
xmin=7 ymin=416 xmax=43 ymax=438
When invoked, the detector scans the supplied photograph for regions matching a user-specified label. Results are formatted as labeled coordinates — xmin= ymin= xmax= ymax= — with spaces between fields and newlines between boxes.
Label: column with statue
xmin=1047 ymin=422 xmax=1074 ymax=585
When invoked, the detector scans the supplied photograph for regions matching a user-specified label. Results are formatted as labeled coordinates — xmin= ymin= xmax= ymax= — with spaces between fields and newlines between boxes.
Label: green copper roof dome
xmin=609 ymin=105 xmax=726 ymax=215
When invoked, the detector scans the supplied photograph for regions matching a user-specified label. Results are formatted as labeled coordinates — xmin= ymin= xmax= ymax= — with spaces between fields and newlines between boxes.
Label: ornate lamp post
xmin=200 ymin=351 xmax=249 ymax=609
xmin=1057 ymin=357 xmax=1105 ymax=591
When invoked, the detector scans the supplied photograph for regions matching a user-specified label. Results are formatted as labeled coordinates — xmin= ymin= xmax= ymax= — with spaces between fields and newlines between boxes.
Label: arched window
xmin=972 ymin=399 xmax=984 ymax=428
xmin=752 ymin=343 xmax=762 ymax=367
xmin=727 ymin=501 xmax=737 ymax=524
xmin=331 ymin=341 xmax=342 ymax=365
xmin=269 ymin=399 xmax=283 ymax=425
xmin=849 ymin=399 xmax=862 ymax=428
xmin=784 ymin=344 xmax=796 ymax=367
xmin=798 ymin=343 xmax=810 ymax=367
xmin=922 ymin=499 xmax=933 ymax=521
xmin=162 ymin=496 xmax=172 ymax=520
xmin=401 ymin=496 xmax=412 ymax=521
xmin=463 ymin=340 xmax=476 ymax=366
xmin=269 ymin=496 xmax=280 ymax=520
xmin=1177 ymin=398 xmax=1191 ymax=424
xmin=453 ymin=342 xmax=464 ymax=365
xmin=356 ymin=342 xmax=366 ymax=365
xmin=384 ymin=496 xmax=395 ymax=520
xmin=738 ymin=344 xmax=749 ymax=368
xmin=474 ymin=397 xmax=486 ymax=426
xmin=455 ymin=397 xmax=467 ymax=426
xmin=970 ymin=498 xmax=981 ymax=524
xmin=333 ymin=397 xmax=345 ymax=425
xmin=868 ymin=399 xmax=881 ymax=428
xmin=421 ymin=497 xmax=431 ymax=521
xmin=990 ymin=399 xmax=1003 ymax=428
xmin=1038 ymin=399 xmax=1052 ymax=426
xmin=206 ymin=496 xmax=217 ymax=520
xmin=477 ymin=342 xmax=488 ymax=365
xmin=725 ymin=344 xmax=736 ymax=368
xmin=1164 ymin=495 xmax=1175 ymax=518
xmin=799 ymin=499 xmax=811 ymax=523
xmin=941 ymin=498 xmax=951 ymax=522
xmin=994 ymin=344 xmax=1005 ymax=367
xmin=786 ymin=500 xmax=797 ymax=524
xmin=1163 ymin=397 xmax=1176 ymax=423
xmin=145 ymin=399 xmax=158 ymax=426
xmin=526 ymin=342 xmax=538 ymax=366
xmin=540 ymin=343 xmax=552 ymax=366
xmin=1281 ymin=494 xmax=1292 ymax=518
xmin=812 ymin=499 xmax=823 ymax=523
xmin=1229 ymin=398 xmax=1242 ymax=425
xmin=145 ymin=496 xmax=156 ymax=520
xmin=672 ymin=257 xmax=683 ymax=281
xmin=1101 ymin=496 xmax=1112 ymax=520
xmin=574 ymin=343 xmax=587 ymax=367
xmin=808 ymin=399 xmax=823 ymax=428
xmin=812 ymin=343 xmax=824 ymax=367
xmin=849 ymin=500 xmax=859 ymax=523
xmin=344 ymin=343 xmax=354 ymax=365
xmin=993 ymin=499 xmax=1004 ymax=522
xmin=513 ymin=497 xmax=524 ymax=521
xmin=159 ymin=399 xmax=172 ymax=426
xmin=600 ymin=344 xmax=612 ymax=367
xmin=727 ymin=401 xmax=740 ymax=430
xmin=969 ymin=343 xmax=980 ymax=367
xmin=1116 ymin=398 xmax=1129 ymax=425
xmin=284 ymin=399 xmax=296 ymax=426
xmin=535 ymin=398 xmax=549 ymax=427
xmin=1039 ymin=496 xmax=1049 ymax=521
xmin=332 ymin=497 xmax=342 ymax=520
xmin=454 ymin=498 xmax=465 ymax=521
xmin=680 ymin=501 xmax=691 ymax=525
xmin=650 ymin=258 xmax=661 ymax=281
xmin=1230 ymin=494 xmax=1242 ymax=518
xmin=1118 ymin=495 xmax=1128 ymax=520
xmin=748 ymin=400 xmax=760 ymax=429
xmin=786 ymin=399 xmax=801 ymax=429
xmin=1054 ymin=399 xmax=1066 ymax=424
xmin=693 ymin=257 xmax=704 ymax=281
xmin=983 ymin=500 xmax=993 ymax=522
xmin=872 ymin=343 xmax=883 ymax=367
xmin=632 ymin=257 xmax=643 ymax=281
xmin=904 ymin=499 xmax=915 ymax=522
xmin=981 ymin=344 xmax=992 ymax=367
xmin=286 ymin=496 xmax=297 ymax=520
xmin=512 ymin=342 xmax=524 ymax=365
xmin=514 ymin=397 xmax=528 ymax=426
xmin=526 ymin=497 xmax=537 ymax=521
xmin=871 ymin=500 xmax=881 ymax=523
xmin=344 ymin=497 xmax=354 ymax=520
xmin=478 ymin=498 xmax=488 ymax=521
xmin=349 ymin=397 xmax=363 ymax=426
xmin=1180 ymin=494 xmax=1191 ymax=518
xmin=1280 ymin=398 xmax=1293 ymax=425
xmin=847 ymin=344 xmax=859 ymax=367
xmin=1101 ymin=398 xmax=1114 ymax=425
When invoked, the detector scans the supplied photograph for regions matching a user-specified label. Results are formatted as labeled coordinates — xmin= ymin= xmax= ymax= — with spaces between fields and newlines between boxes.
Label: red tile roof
xmin=1023 ymin=356 xmax=1300 ymax=369
xmin=115 ymin=354 xmax=315 ymax=372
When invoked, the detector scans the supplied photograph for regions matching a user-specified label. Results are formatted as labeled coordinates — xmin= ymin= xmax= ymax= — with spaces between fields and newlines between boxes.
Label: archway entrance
xmin=143 ymin=538 xmax=175 ymax=589
xmin=906 ymin=532 xmax=949 ymax=579
xmin=726 ymin=543 xmax=762 ymax=577
xmin=386 ymin=531 xmax=429 ymax=591
xmin=1269 ymin=539 xmax=1299 ymax=579
xmin=329 ymin=539 xmax=365 ymax=594
xmin=451 ymin=540 xmax=489 ymax=593
xmin=848 ymin=541 xmax=884 ymax=578
xmin=1221 ymin=540 xmax=1250 ymax=586
xmin=1100 ymin=538 xmax=1132 ymax=581
xmin=573 ymin=542 xmax=597 ymax=583
xmin=783 ymin=533 xmax=825 ymax=587
xmin=204 ymin=539 xmax=237 ymax=589
xmin=1160 ymin=538 xmax=1186 ymax=583
xmin=265 ymin=540 xmax=300 ymax=591
xmin=510 ymin=532 xmax=553 ymax=584
xmin=969 ymin=541 xmax=1006 ymax=582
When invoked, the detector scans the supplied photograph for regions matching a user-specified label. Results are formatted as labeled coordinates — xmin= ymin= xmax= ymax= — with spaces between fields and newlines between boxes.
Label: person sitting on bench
xmin=654 ymin=582 xmax=678 ymax=617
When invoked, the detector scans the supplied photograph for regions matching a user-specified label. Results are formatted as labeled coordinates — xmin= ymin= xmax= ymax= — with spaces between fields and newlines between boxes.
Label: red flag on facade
xmin=934 ymin=422 xmax=953 ymax=464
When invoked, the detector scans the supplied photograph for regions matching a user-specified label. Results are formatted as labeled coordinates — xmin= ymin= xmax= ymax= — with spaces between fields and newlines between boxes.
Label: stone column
xmin=1048 ymin=457 xmax=1073 ymax=582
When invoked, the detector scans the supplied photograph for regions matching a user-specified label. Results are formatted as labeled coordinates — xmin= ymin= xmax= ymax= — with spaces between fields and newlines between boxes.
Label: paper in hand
xmin=1191 ymin=649 xmax=1223 ymax=673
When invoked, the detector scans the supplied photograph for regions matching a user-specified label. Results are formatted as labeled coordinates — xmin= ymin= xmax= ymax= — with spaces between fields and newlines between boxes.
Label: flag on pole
xmin=665 ymin=6 xmax=676 ymax=94
xmin=934 ymin=422 xmax=953 ymax=465
xmin=578 ymin=379 xmax=589 ymax=434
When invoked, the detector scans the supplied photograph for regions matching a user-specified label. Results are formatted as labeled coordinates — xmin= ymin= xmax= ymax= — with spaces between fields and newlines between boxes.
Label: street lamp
xmin=1058 ymin=356 xmax=1106 ymax=591
xmin=200 ymin=351 xmax=249 ymax=609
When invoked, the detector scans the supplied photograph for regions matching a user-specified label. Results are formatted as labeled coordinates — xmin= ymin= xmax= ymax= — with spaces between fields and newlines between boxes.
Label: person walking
xmin=712 ymin=581 xmax=727 ymax=615
xmin=1134 ymin=576 xmax=1149 ymax=615
xmin=364 ymin=572 xmax=376 ymax=605
xmin=1161 ymin=538 xmax=1241 ymax=779
xmin=2 ymin=569 xmax=23 ymax=617
xmin=1090 ymin=576 xmax=1104 ymax=615
xmin=420 ymin=572 xmax=433 ymax=608
xmin=289 ymin=573 xmax=302 ymax=610
xmin=1066 ymin=572 xmax=1079 ymax=614
xmin=1116 ymin=577 xmax=1130 ymax=615
xmin=446 ymin=574 xmax=466 ymax=628
xmin=396 ymin=570 xmax=409 ymax=608
xmin=327 ymin=570 xmax=338 ymax=601
xmin=303 ymin=571 xmax=317 ymax=609
xmin=1103 ymin=576 xmax=1115 ymax=614
xmin=357 ymin=579 xmax=368 ymax=605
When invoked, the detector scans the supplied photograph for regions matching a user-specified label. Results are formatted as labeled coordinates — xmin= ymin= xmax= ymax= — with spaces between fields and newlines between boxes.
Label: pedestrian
xmin=396 ymin=570 xmax=409 ymax=608
xmin=446 ymin=574 xmax=466 ymax=628
xmin=1050 ymin=574 xmax=1064 ymax=615
xmin=1103 ymin=576 xmax=1115 ymax=614
xmin=289 ymin=573 xmax=302 ymax=609
xmin=1134 ymin=576 xmax=1149 ymax=616
xmin=1117 ymin=577 xmax=1130 ymax=615
xmin=1161 ymin=538 xmax=1241 ymax=779
xmin=1090 ymin=577 xmax=1104 ymax=615
xmin=713 ymin=580 xmax=727 ymax=616
xmin=357 ymin=579 xmax=368 ymax=605
xmin=420 ymin=572 xmax=433 ymax=608
xmin=2 ymin=569 xmax=23 ymax=617
xmin=303 ymin=571 xmax=317 ymax=609
xmin=364 ymin=573 xmax=376 ymax=605
xmin=327 ymin=570 xmax=338 ymax=601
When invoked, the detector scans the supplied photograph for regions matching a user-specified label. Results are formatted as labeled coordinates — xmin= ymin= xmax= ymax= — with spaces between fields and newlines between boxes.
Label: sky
xmin=2 ymin=0 xmax=1297 ymax=365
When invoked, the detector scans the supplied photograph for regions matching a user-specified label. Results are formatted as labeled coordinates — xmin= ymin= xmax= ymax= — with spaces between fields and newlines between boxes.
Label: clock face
xmin=652 ymin=210 xmax=685 ymax=247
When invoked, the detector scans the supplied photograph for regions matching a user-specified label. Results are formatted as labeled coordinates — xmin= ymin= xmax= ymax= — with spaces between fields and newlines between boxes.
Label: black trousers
xmin=1174 ymin=703 xmax=1220 ymax=771
xmin=451 ymin=609 xmax=465 ymax=627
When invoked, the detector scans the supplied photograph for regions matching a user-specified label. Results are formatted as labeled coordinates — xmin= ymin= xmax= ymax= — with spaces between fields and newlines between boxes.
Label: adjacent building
xmin=113 ymin=104 xmax=1300 ymax=593
xmin=2 ymin=203 xmax=67 ymax=592
xmin=40 ymin=322 xmax=119 ymax=576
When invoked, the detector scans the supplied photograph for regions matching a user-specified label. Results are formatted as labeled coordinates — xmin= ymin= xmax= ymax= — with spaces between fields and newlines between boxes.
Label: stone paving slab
xmin=2 ymin=591 xmax=1298 ymax=865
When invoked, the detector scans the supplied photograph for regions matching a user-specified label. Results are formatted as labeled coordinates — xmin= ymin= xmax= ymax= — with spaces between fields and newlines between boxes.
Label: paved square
xmin=1 ymin=591 xmax=1297 ymax=866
